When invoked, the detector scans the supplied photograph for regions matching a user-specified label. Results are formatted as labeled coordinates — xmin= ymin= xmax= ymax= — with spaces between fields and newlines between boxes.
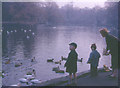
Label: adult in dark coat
xmin=100 ymin=28 xmax=120 ymax=78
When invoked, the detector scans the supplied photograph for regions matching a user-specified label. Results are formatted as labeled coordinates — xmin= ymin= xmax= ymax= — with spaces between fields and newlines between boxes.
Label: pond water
xmin=2 ymin=25 xmax=111 ymax=85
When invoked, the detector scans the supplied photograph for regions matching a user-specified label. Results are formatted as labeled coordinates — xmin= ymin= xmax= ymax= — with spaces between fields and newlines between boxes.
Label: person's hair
xmin=99 ymin=28 xmax=109 ymax=36
xmin=91 ymin=43 xmax=97 ymax=50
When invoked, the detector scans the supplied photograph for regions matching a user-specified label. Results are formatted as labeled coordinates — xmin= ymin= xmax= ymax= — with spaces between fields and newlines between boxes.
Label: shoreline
xmin=36 ymin=68 xmax=105 ymax=86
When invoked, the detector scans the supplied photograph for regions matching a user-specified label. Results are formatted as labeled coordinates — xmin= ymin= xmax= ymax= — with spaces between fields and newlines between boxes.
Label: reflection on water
xmin=3 ymin=25 xmax=111 ymax=83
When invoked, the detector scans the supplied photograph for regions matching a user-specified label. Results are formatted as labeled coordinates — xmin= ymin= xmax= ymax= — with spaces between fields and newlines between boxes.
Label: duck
xmin=61 ymin=56 xmax=67 ymax=61
xmin=31 ymin=57 xmax=36 ymax=62
xmin=15 ymin=63 xmax=22 ymax=67
xmin=55 ymin=70 xmax=64 ymax=73
xmin=2 ymin=72 xmax=5 ymax=78
xmin=47 ymin=59 xmax=54 ymax=62
xmin=77 ymin=58 xmax=83 ymax=62
xmin=24 ymin=30 xmax=27 ymax=33
xmin=24 ymin=75 xmax=35 ymax=80
xmin=27 ymin=36 xmax=30 ymax=39
xmin=5 ymin=59 xmax=10 ymax=64
xmin=11 ymin=30 xmax=13 ymax=33
xmin=103 ymin=65 xmax=110 ymax=72
xmin=29 ymin=29 xmax=31 ymax=32
xmin=52 ymin=66 xmax=60 ymax=71
xmin=19 ymin=78 xmax=28 ymax=83
xmin=32 ymin=32 xmax=35 ymax=35
xmin=53 ymin=27 xmax=57 ymax=29
xmin=10 ymin=83 xmax=21 ymax=87
xmin=32 ymin=69 xmax=36 ymax=77
xmin=54 ymin=60 xmax=62 ymax=65
xmin=7 ymin=31 xmax=9 ymax=34
xmin=14 ymin=30 xmax=17 ymax=32
xmin=30 ymin=79 xmax=41 ymax=84
xmin=26 ymin=69 xmax=36 ymax=76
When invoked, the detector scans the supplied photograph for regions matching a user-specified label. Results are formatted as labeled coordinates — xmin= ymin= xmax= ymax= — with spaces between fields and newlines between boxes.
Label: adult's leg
xmin=111 ymin=69 xmax=118 ymax=77
xmin=110 ymin=54 xmax=118 ymax=77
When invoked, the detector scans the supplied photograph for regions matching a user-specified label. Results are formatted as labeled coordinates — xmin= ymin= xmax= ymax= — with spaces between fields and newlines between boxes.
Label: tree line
xmin=2 ymin=2 xmax=118 ymax=28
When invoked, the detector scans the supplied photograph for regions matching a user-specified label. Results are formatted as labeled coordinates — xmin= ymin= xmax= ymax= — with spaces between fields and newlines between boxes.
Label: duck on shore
xmin=52 ymin=66 xmax=60 ymax=71
xmin=55 ymin=70 xmax=64 ymax=73
xmin=103 ymin=65 xmax=111 ymax=72
xmin=54 ymin=60 xmax=62 ymax=65
xmin=24 ymin=75 xmax=35 ymax=80
xmin=31 ymin=79 xmax=41 ymax=84
xmin=47 ymin=59 xmax=54 ymax=62
xmin=77 ymin=58 xmax=83 ymax=62
xmin=19 ymin=78 xmax=28 ymax=83
xmin=10 ymin=83 xmax=21 ymax=87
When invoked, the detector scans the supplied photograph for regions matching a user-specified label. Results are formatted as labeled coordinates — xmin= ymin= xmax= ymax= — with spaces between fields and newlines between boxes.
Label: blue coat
xmin=87 ymin=50 xmax=101 ymax=67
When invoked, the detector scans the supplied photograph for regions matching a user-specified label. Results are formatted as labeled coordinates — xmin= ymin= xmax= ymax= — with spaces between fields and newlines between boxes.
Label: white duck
xmin=27 ymin=36 xmax=30 ymax=39
xmin=24 ymin=75 xmax=35 ymax=80
xmin=10 ymin=83 xmax=21 ymax=87
xmin=14 ymin=30 xmax=17 ymax=32
xmin=19 ymin=78 xmax=28 ymax=83
xmin=31 ymin=79 xmax=41 ymax=84
xmin=24 ymin=30 xmax=27 ymax=33
xmin=11 ymin=30 xmax=13 ymax=33
xmin=7 ymin=31 xmax=9 ymax=34
xmin=32 ymin=32 xmax=35 ymax=35
xmin=29 ymin=29 xmax=31 ymax=32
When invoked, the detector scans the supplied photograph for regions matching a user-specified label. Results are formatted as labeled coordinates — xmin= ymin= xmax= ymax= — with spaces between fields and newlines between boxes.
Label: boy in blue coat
xmin=87 ymin=44 xmax=101 ymax=77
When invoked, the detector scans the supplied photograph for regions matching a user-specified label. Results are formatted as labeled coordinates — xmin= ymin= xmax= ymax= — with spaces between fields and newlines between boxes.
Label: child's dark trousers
xmin=90 ymin=65 xmax=98 ymax=77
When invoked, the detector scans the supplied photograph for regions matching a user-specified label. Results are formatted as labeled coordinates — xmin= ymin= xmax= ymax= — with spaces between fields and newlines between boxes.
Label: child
xmin=64 ymin=42 xmax=78 ymax=84
xmin=87 ymin=44 xmax=101 ymax=77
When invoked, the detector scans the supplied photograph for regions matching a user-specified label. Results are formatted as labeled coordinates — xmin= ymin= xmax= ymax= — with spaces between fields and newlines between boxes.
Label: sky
xmin=1 ymin=0 xmax=118 ymax=8
xmin=53 ymin=0 xmax=107 ymax=8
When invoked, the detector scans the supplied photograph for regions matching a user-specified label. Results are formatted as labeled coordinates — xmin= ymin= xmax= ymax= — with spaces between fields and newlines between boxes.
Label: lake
xmin=2 ymin=25 xmax=111 ymax=85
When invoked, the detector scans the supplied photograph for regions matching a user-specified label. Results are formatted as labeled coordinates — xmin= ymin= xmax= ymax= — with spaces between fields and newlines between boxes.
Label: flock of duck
xmin=11 ymin=68 xmax=41 ymax=86
xmin=2 ymin=55 xmax=111 ymax=86
xmin=6 ymin=28 xmax=35 ymax=39
xmin=47 ymin=56 xmax=84 ymax=73
xmin=2 ymin=56 xmax=41 ymax=86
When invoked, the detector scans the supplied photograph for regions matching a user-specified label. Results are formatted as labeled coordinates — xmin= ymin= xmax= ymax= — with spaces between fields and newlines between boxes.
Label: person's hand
xmin=104 ymin=51 xmax=110 ymax=56
xmin=103 ymin=48 xmax=109 ymax=56
xmin=87 ymin=61 xmax=90 ymax=64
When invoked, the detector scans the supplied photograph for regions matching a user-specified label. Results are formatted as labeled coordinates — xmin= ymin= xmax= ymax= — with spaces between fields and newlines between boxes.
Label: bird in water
xmin=77 ymin=58 xmax=83 ymax=62
xmin=52 ymin=66 xmax=60 ymax=71
xmin=47 ymin=59 xmax=54 ymax=62
xmin=31 ymin=57 xmax=36 ymax=62
xmin=54 ymin=60 xmax=62 ymax=65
